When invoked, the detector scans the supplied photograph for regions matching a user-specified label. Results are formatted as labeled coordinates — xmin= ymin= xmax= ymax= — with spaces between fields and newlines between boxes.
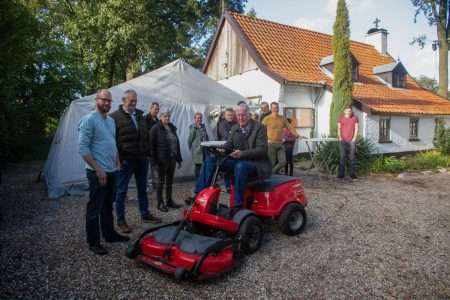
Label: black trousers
xmin=156 ymin=160 xmax=176 ymax=202
xmin=86 ymin=169 xmax=117 ymax=246
xmin=338 ymin=141 xmax=356 ymax=177
xmin=284 ymin=142 xmax=295 ymax=176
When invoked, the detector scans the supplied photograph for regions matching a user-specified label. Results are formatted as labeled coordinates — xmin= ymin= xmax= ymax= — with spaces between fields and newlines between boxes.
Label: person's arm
xmin=284 ymin=118 xmax=299 ymax=137
xmin=352 ymin=121 xmax=359 ymax=142
xmin=187 ymin=126 xmax=195 ymax=149
xmin=337 ymin=122 xmax=342 ymax=141
xmin=148 ymin=126 xmax=158 ymax=165
xmin=78 ymin=117 xmax=107 ymax=186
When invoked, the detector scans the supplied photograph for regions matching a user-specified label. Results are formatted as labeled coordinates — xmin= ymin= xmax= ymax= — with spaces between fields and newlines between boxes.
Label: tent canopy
xmin=44 ymin=59 xmax=245 ymax=198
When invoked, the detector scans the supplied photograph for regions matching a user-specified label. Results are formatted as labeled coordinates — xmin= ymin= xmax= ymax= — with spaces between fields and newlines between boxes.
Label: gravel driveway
xmin=1 ymin=162 xmax=449 ymax=299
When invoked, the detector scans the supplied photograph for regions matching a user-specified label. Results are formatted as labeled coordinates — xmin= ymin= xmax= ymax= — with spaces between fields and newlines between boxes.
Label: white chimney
xmin=365 ymin=19 xmax=388 ymax=55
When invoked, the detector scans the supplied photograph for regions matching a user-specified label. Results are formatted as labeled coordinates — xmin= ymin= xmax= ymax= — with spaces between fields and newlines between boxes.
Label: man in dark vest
xmin=110 ymin=90 xmax=161 ymax=234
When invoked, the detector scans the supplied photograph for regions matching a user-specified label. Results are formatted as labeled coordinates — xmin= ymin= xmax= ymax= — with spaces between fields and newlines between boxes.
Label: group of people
xmin=78 ymin=89 xmax=358 ymax=255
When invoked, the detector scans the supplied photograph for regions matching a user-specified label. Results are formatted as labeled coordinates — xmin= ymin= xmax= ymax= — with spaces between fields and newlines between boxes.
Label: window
xmin=409 ymin=118 xmax=419 ymax=140
xmin=379 ymin=118 xmax=391 ymax=142
xmin=392 ymin=71 xmax=406 ymax=88
xmin=352 ymin=65 xmax=359 ymax=82
xmin=284 ymin=107 xmax=314 ymax=128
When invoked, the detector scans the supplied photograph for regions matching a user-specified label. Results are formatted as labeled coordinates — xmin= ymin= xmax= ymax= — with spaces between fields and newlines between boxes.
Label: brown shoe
xmin=118 ymin=223 xmax=132 ymax=234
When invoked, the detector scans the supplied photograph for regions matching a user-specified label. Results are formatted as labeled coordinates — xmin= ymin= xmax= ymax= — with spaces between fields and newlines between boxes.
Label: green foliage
xmin=415 ymin=75 xmax=439 ymax=92
xmin=0 ymin=0 xmax=247 ymax=162
xmin=371 ymin=156 xmax=409 ymax=173
xmin=434 ymin=118 xmax=450 ymax=154
xmin=246 ymin=7 xmax=257 ymax=17
xmin=329 ymin=0 xmax=353 ymax=137
xmin=371 ymin=151 xmax=450 ymax=173
xmin=314 ymin=137 xmax=376 ymax=175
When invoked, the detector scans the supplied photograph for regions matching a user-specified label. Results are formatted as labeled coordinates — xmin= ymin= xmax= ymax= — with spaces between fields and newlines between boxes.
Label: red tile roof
xmin=208 ymin=12 xmax=450 ymax=115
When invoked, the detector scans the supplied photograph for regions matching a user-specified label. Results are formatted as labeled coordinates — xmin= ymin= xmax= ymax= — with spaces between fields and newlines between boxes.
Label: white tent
xmin=43 ymin=59 xmax=245 ymax=198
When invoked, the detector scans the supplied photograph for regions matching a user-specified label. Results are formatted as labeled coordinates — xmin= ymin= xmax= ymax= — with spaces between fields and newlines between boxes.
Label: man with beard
xmin=78 ymin=89 xmax=129 ymax=255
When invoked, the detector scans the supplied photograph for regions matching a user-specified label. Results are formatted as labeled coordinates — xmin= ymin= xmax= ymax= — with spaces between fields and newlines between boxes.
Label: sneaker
xmin=118 ymin=223 xmax=132 ymax=234
xmin=337 ymin=175 xmax=345 ymax=179
xmin=142 ymin=213 xmax=162 ymax=223
xmin=350 ymin=174 xmax=358 ymax=179
xmin=105 ymin=234 xmax=130 ymax=243
xmin=89 ymin=244 xmax=108 ymax=255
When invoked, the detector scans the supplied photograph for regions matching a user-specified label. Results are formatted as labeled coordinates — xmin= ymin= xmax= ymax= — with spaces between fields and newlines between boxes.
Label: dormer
xmin=373 ymin=61 xmax=407 ymax=88
xmin=319 ymin=54 xmax=359 ymax=82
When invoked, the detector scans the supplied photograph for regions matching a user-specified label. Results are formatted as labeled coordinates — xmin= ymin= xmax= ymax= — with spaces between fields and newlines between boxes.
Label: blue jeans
xmin=86 ymin=169 xmax=118 ymax=246
xmin=115 ymin=159 xmax=150 ymax=224
xmin=338 ymin=141 xmax=356 ymax=177
xmin=194 ymin=156 xmax=257 ymax=206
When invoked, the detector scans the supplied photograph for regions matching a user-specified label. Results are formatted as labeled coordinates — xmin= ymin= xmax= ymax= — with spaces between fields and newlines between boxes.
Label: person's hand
xmin=177 ymin=161 xmax=182 ymax=169
xmin=230 ymin=150 xmax=241 ymax=159
xmin=216 ymin=148 xmax=225 ymax=153
xmin=95 ymin=167 xmax=107 ymax=186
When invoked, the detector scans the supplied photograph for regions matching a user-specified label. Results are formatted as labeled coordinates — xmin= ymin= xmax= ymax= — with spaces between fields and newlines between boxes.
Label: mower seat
xmin=248 ymin=175 xmax=296 ymax=192
xmin=152 ymin=225 xmax=225 ymax=255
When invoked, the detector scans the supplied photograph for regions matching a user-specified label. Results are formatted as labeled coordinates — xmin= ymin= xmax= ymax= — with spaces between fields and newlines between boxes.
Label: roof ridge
xmin=227 ymin=11 xmax=375 ymax=49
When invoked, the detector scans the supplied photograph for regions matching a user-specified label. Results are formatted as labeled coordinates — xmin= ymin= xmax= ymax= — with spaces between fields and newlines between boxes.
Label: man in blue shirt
xmin=78 ymin=89 xmax=129 ymax=255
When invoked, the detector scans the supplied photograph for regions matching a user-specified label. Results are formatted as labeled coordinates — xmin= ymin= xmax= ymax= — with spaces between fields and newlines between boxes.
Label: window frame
xmin=409 ymin=118 xmax=419 ymax=141
xmin=379 ymin=117 xmax=391 ymax=143
xmin=392 ymin=71 xmax=406 ymax=88
xmin=283 ymin=107 xmax=315 ymax=129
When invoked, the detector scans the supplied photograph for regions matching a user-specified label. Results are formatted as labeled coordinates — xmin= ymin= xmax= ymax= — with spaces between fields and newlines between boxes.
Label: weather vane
xmin=373 ymin=18 xmax=380 ymax=29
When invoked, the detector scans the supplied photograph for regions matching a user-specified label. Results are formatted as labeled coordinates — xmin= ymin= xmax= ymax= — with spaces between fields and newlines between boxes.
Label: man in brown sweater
xmin=262 ymin=102 xmax=299 ymax=174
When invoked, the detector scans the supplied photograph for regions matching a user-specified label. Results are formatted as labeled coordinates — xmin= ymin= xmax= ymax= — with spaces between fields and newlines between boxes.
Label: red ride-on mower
xmin=126 ymin=141 xmax=308 ymax=280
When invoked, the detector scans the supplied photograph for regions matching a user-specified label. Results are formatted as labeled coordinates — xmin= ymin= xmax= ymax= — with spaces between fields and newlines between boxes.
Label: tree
xmin=411 ymin=0 xmax=449 ymax=98
xmin=415 ymin=75 xmax=439 ymax=91
xmin=247 ymin=7 xmax=257 ymax=17
xmin=329 ymin=0 xmax=353 ymax=136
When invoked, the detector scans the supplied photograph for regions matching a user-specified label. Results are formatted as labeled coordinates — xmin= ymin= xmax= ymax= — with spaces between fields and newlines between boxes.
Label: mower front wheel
xmin=125 ymin=243 xmax=140 ymax=259
xmin=278 ymin=203 xmax=307 ymax=236
xmin=236 ymin=215 xmax=263 ymax=254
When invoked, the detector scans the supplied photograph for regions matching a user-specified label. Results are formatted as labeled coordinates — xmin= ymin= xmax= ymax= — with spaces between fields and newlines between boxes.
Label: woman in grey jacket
xmin=188 ymin=112 xmax=209 ymax=177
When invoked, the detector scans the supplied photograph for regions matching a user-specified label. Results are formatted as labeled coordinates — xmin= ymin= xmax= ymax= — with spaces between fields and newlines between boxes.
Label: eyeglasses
xmin=98 ymin=98 xmax=112 ymax=102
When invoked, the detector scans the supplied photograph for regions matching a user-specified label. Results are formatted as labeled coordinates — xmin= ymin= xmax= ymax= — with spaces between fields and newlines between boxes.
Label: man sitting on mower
xmin=186 ymin=103 xmax=272 ymax=215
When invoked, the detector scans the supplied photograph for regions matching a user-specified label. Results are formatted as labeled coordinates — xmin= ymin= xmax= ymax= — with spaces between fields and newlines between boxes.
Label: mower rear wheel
xmin=278 ymin=203 xmax=307 ymax=236
xmin=236 ymin=215 xmax=263 ymax=254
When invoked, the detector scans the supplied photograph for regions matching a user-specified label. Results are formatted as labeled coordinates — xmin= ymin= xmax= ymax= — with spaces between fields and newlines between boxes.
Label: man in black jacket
xmin=189 ymin=103 xmax=271 ymax=215
xmin=110 ymin=90 xmax=161 ymax=234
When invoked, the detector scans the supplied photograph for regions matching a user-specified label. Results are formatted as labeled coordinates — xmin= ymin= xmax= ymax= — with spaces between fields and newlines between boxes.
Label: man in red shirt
xmin=337 ymin=106 xmax=359 ymax=179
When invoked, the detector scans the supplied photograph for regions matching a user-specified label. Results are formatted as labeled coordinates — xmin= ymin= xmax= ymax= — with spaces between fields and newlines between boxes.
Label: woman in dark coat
xmin=149 ymin=111 xmax=182 ymax=212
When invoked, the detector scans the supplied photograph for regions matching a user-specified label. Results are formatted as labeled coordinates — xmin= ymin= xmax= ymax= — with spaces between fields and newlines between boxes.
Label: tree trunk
xmin=437 ymin=38 xmax=449 ymax=98
xmin=126 ymin=46 xmax=137 ymax=81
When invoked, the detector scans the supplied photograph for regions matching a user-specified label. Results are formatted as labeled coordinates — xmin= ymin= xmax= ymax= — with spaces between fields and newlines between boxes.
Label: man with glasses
xmin=78 ymin=89 xmax=129 ymax=255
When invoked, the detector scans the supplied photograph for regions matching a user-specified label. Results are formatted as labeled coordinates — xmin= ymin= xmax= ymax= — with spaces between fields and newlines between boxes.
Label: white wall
xmin=218 ymin=69 xmax=281 ymax=103
xmin=315 ymin=90 xmax=333 ymax=137
xmin=365 ymin=115 xmax=450 ymax=154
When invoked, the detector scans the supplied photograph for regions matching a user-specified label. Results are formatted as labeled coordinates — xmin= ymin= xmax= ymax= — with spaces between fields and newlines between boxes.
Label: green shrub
xmin=314 ymin=137 xmax=376 ymax=175
xmin=371 ymin=156 xmax=409 ymax=173
xmin=434 ymin=118 xmax=450 ymax=154
xmin=409 ymin=151 xmax=450 ymax=170
xmin=370 ymin=151 xmax=450 ymax=173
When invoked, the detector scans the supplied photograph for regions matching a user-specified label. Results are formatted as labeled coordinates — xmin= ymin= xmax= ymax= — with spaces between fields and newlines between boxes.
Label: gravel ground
xmin=1 ymin=162 xmax=450 ymax=300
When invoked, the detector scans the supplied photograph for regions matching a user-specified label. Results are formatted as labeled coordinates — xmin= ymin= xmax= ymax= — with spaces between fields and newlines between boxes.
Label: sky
xmin=245 ymin=0 xmax=449 ymax=85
